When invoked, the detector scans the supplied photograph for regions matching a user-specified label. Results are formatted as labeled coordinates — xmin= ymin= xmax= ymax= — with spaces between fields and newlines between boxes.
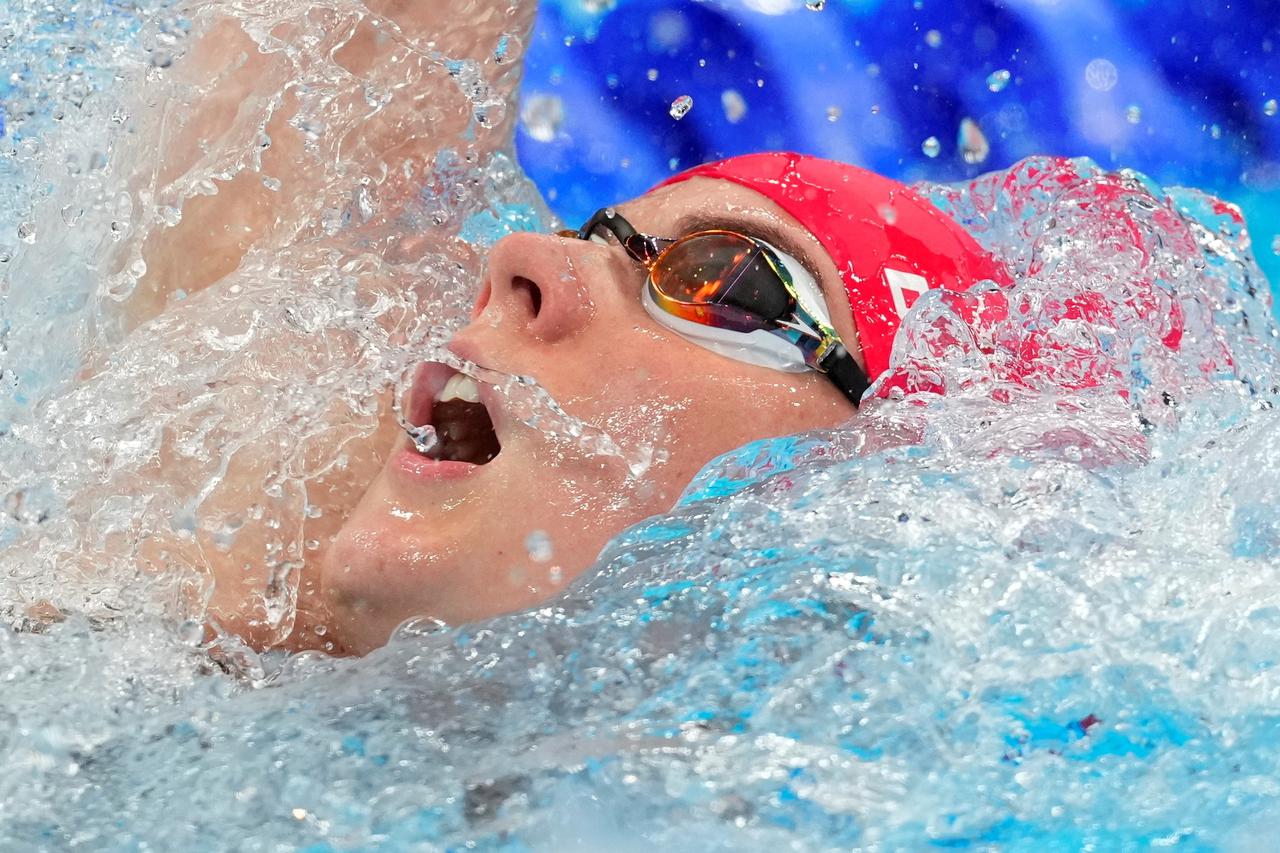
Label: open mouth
xmin=407 ymin=361 xmax=502 ymax=466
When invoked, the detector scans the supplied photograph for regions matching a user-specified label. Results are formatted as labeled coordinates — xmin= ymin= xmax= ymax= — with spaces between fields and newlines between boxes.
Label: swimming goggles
xmin=561 ymin=208 xmax=869 ymax=405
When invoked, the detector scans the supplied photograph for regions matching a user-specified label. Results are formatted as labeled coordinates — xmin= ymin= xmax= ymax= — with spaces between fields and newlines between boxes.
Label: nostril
xmin=512 ymin=276 xmax=542 ymax=318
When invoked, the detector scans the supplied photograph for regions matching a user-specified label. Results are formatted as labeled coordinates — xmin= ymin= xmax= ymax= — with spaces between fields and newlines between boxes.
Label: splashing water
xmin=1 ymin=2 xmax=1280 ymax=851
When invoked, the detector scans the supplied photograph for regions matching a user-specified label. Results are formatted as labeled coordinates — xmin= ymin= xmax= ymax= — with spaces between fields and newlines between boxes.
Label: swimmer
xmin=126 ymin=2 xmax=1002 ymax=655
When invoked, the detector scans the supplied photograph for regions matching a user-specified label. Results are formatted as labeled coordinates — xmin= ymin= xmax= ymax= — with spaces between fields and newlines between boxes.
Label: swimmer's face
xmin=322 ymin=178 xmax=864 ymax=654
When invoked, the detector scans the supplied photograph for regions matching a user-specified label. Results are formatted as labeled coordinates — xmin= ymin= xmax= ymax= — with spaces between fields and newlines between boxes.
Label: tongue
xmin=432 ymin=399 xmax=500 ymax=464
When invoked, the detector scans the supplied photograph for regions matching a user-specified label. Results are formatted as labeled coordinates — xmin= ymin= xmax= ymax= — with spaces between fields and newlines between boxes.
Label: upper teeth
xmin=437 ymin=373 xmax=481 ymax=403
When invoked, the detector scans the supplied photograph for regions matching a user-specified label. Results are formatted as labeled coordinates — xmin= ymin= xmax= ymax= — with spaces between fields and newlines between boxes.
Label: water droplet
xmin=16 ymin=222 xmax=35 ymax=244
xmin=986 ymin=69 xmax=1011 ymax=92
xmin=177 ymin=620 xmax=205 ymax=645
xmin=1084 ymin=57 xmax=1118 ymax=92
xmin=957 ymin=118 xmax=990 ymax=164
xmin=806 ymin=0 xmax=826 ymax=9
xmin=1264 ymin=98 xmax=1277 ymax=117
xmin=647 ymin=68 xmax=659 ymax=82
xmin=826 ymin=105 xmax=842 ymax=122
xmin=525 ymin=529 xmax=553 ymax=563
xmin=1210 ymin=123 xmax=1223 ymax=139
xmin=698 ymin=58 xmax=707 ymax=68
xmin=1126 ymin=104 xmax=1142 ymax=124
xmin=721 ymin=89 xmax=747 ymax=124
xmin=925 ymin=29 xmax=943 ymax=48
xmin=562 ymin=35 xmax=575 ymax=47
xmin=520 ymin=93 xmax=564 ymax=143
xmin=922 ymin=136 xmax=941 ymax=158
xmin=581 ymin=0 xmax=617 ymax=12
xmin=669 ymin=95 xmax=693 ymax=120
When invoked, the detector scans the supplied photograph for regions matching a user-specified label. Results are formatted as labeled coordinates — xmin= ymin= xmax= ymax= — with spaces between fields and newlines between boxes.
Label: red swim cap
xmin=657 ymin=152 xmax=1009 ymax=382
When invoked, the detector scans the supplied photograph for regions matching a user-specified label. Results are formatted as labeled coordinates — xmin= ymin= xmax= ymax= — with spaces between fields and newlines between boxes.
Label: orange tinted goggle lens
xmin=649 ymin=232 xmax=792 ymax=328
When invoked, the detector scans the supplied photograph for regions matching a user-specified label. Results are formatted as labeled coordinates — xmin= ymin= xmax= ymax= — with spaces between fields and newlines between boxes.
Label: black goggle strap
xmin=575 ymin=208 xmax=672 ymax=266
xmin=818 ymin=342 xmax=871 ymax=405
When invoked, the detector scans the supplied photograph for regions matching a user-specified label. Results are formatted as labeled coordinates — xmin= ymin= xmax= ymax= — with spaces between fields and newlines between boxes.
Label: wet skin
xmin=322 ymin=177 xmax=867 ymax=654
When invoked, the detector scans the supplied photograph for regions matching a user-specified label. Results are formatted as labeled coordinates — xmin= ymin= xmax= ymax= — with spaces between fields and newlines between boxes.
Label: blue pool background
xmin=518 ymin=0 xmax=1280 ymax=288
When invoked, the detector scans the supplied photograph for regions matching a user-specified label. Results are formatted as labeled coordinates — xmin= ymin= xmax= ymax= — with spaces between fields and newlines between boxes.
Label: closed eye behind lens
xmin=651 ymin=233 xmax=793 ymax=322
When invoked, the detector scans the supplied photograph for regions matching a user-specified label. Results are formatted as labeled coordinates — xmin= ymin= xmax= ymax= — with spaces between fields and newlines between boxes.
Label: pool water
xmin=1 ymin=2 xmax=1280 ymax=850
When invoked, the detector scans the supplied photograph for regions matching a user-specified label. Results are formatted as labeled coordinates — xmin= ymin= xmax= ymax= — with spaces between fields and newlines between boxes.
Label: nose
xmin=468 ymin=231 xmax=600 ymax=343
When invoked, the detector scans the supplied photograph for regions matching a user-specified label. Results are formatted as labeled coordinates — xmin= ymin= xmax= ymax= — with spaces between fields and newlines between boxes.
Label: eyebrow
xmin=668 ymin=211 xmax=832 ymax=301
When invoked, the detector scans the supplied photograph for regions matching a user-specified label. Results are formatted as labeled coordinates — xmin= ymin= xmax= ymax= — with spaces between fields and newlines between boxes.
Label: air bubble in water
xmin=922 ymin=136 xmax=942 ymax=158
xmin=1265 ymin=98 xmax=1278 ymax=117
xmin=16 ymin=222 xmax=35 ymax=244
xmin=925 ymin=29 xmax=943 ymax=48
xmin=1271 ymin=234 xmax=1280 ymax=255
xmin=721 ymin=89 xmax=747 ymax=124
xmin=524 ymin=530 xmax=553 ymax=563
xmin=520 ymin=94 xmax=564 ymax=143
xmin=826 ymin=105 xmax=842 ymax=122
xmin=986 ymin=69 xmax=1011 ymax=92
xmin=957 ymin=118 xmax=989 ymax=164
xmin=806 ymin=0 xmax=826 ymax=9
xmin=1126 ymin=104 xmax=1142 ymax=124
xmin=669 ymin=95 xmax=693 ymax=120
xmin=647 ymin=68 xmax=659 ymax=82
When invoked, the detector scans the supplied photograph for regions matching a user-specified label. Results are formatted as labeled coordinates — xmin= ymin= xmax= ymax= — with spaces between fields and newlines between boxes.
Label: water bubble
xmin=1126 ymin=104 xmax=1142 ymax=124
xmin=1084 ymin=57 xmax=1118 ymax=92
xmin=581 ymin=0 xmax=617 ymax=12
xmin=1264 ymin=99 xmax=1277 ymax=117
xmin=177 ymin=620 xmax=204 ymax=646
xmin=826 ymin=105 xmax=842 ymax=122
xmin=646 ymin=68 xmax=659 ymax=82
xmin=669 ymin=95 xmax=693 ymax=120
xmin=525 ymin=530 xmax=553 ymax=563
xmin=1271 ymin=235 xmax=1280 ymax=255
xmin=922 ymin=135 xmax=942 ymax=158
xmin=925 ymin=29 xmax=943 ymax=48
xmin=957 ymin=118 xmax=990 ymax=164
xmin=1210 ymin=123 xmax=1223 ymax=139
xmin=986 ymin=69 xmax=1011 ymax=92
xmin=806 ymin=0 xmax=826 ymax=9
xmin=721 ymin=89 xmax=747 ymax=124
xmin=520 ymin=94 xmax=564 ymax=143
